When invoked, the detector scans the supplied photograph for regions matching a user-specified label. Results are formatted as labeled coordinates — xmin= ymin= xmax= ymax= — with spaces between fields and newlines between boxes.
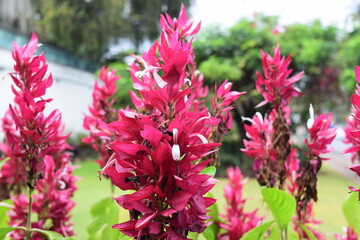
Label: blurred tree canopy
xmin=194 ymin=14 xmax=277 ymax=172
xmin=193 ymin=14 xmax=351 ymax=172
xmin=279 ymin=21 xmax=343 ymax=120
xmin=31 ymin=0 xmax=191 ymax=62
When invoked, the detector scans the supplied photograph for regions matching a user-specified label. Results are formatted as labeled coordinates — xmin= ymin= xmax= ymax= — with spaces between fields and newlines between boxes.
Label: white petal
xmin=307 ymin=104 xmax=314 ymax=129
xmin=184 ymin=95 xmax=189 ymax=103
xmin=135 ymin=70 xmax=145 ymax=78
xmin=224 ymin=82 xmax=232 ymax=90
xmin=153 ymin=71 xmax=168 ymax=88
xmin=172 ymin=144 xmax=181 ymax=161
xmin=58 ymin=180 xmax=66 ymax=190
xmin=255 ymin=112 xmax=263 ymax=124
xmin=184 ymin=78 xmax=192 ymax=86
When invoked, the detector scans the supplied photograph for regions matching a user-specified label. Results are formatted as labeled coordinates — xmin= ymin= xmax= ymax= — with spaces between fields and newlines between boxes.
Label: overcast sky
xmin=191 ymin=0 xmax=356 ymax=29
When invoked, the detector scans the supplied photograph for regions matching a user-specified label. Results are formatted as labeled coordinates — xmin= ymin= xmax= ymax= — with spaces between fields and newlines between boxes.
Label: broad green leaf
xmin=266 ymin=224 xmax=280 ymax=240
xmin=343 ymin=191 xmax=360 ymax=235
xmin=200 ymin=166 xmax=216 ymax=177
xmin=31 ymin=228 xmax=72 ymax=240
xmin=187 ymin=232 xmax=198 ymax=239
xmin=0 ymin=199 xmax=12 ymax=228
xmin=202 ymin=192 xmax=220 ymax=239
xmin=206 ymin=192 xmax=220 ymax=221
xmin=295 ymin=222 xmax=317 ymax=240
xmin=239 ymin=220 xmax=275 ymax=240
xmin=90 ymin=197 xmax=112 ymax=216
xmin=87 ymin=197 xmax=127 ymax=240
xmin=0 ymin=227 xmax=25 ymax=240
xmin=202 ymin=225 xmax=216 ymax=240
xmin=261 ymin=187 xmax=296 ymax=230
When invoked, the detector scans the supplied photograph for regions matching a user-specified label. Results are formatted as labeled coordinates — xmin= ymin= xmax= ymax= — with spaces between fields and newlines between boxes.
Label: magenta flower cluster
xmin=0 ymin=33 xmax=77 ymax=238
xmin=242 ymin=46 xmax=336 ymax=238
xmin=83 ymin=66 xmax=120 ymax=168
xmin=92 ymin=5 xmax=243 ymax=239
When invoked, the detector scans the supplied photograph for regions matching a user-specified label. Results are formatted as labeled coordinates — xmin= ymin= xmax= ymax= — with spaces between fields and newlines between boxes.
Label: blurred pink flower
xmin=83 ymin=66 xmax=120 ymax=167
xmin=218 ymin=167 xmax=262 ymax=240
xmin=255 ymin=45 xmax=303 ymax=108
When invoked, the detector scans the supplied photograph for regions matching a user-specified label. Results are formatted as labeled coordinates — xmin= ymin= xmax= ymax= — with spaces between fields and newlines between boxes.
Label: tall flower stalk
xmin=243 ymin=45 xmax=303 ymax=189
xmin=218 ymin=167 xmax=262 ymax=240
xmin=100 ymin=5 xmax=243 ymax=239
xmin=3 ymin=33 xmax=76 ymax=239
xmin=83 ymin=66 xmax=120 ymax=169
xmin=242 ymin=46 xmax=336 ymax=238
xmin=344 ymin=66 xmax=360 ymax=195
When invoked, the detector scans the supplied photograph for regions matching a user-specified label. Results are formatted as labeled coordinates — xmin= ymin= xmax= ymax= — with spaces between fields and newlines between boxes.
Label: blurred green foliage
xmin=92 ymin=11 xmax=360 ymax=174
xmin=32 ymin=0 xmax=192 ymax=62
xmin=107 ymin=62 xmax=134 ymax=109
xmin=193 ymin=14 xmax=353 ymax=174
xmin=279 ymin=20 xmax=343 ymax=121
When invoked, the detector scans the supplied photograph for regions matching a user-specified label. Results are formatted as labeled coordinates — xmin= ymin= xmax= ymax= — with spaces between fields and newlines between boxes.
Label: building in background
xmin=0 ymin=2 xmax=98 ymax=135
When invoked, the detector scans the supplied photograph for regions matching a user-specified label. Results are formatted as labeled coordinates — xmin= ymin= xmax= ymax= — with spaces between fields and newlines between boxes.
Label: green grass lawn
xmin=71 ymin=160 xmax=354 ymax=239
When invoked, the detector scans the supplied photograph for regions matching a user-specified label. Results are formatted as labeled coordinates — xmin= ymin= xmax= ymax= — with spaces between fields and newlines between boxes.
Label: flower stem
xmin=110 ymin=180 xmax=115 ymax=197
xmin=26 ymin=185 xmax=33 ymax=240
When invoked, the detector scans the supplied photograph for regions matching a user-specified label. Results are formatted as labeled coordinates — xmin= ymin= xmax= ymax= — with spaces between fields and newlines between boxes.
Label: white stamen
xmin=196 ymin=113 xmax=212 ymax=124
xmin=172 ymin=128 xmax=178 ymax=144
xmin=190 ymin=133 xmax=208 ymax=143
xmin=37 ymin=43 xmax=43 ymax=48
xmin=241 ymin=116 xmax=253 ymax=123
xmin=307 ymin=104 xmax=314 ymax=129
xmin=153 ymin=71 xmax=168 ymax=88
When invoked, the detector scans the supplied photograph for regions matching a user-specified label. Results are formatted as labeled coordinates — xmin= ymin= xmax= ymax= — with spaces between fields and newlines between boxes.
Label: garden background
xmin=1 ymin=0 xmax=360 ymax=239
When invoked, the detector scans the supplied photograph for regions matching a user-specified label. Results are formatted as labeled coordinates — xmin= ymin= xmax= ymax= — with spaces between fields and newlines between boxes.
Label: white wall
xmin=0 ymin=48 xmax=96 ymax=135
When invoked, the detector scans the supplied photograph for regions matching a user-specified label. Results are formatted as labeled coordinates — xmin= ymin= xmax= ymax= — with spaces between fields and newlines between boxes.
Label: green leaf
xmin=0 ymin=227 xmax=25 ymax=240
xmin=239 ymin=220 xmax=275 ymax=240
xmin=261 ymin=187 xmax=296 ymax=230
xmin=295 ymin=222 xmax=317 ymax=240
xmin=202 ymin=225 xmax=216 ymax=240
xmin=187 ymin=232 xmax=198 ymax=239
xmin=206 ymin=192 xmax=220 ymax=221
xmin=266 ymin=224 xmax=280 ymax=240
xmin=87 ymin=197 xmax=128 ymax=240
xmin=200 ymin=166 xmax=216 ymax=177
xmin=343 ymin=191 xmax=360 ymax=235
xmin=31 ymin=228 xmax=72 ymax=240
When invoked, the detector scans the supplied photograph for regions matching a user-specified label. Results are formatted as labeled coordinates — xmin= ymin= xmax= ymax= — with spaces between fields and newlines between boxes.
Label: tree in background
xmin=31 ymin=0 xmax=192 ymax=62
xmin=126 ymin=0 xmax=191 ymax=52
xmin=279 ymin=20 xmax=343 ymax=120
xmin=194 ymin=15 xmax=345 ymax=174
xmin=32 ymin=0 xmax=128 ymax=62
xmin=193 ymin=14 xmax=277 ymax=172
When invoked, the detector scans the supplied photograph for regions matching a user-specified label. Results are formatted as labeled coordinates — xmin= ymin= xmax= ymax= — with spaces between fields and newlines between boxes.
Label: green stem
xmin=26 ymin=185 xmax=33 ymax=240
xmin=110 ymin=180 xmax=115 ymax=197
